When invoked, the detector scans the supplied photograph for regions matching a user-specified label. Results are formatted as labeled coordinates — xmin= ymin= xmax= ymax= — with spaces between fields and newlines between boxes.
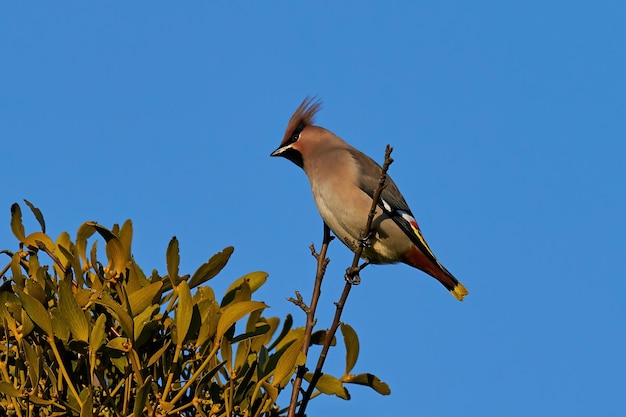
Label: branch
xmin=286 ymin=223 xmax=334 ymax=417
xmin=296 ymin=145 xmax=394 ymax=417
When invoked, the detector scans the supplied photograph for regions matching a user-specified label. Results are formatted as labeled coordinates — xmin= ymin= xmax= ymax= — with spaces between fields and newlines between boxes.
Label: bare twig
xmin=286 ymin=223 xmax=334 ymax=417
xmin=296 ymin=145 xmax=394 ymax=417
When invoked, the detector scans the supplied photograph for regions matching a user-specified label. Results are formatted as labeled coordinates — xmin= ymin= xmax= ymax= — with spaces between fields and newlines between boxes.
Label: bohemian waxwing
xmin=270 ymin=98 xmax=468 ymax=301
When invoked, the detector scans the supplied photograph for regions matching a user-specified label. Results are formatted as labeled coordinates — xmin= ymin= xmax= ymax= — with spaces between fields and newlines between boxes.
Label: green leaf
xmin=216 ymin=301 xmax=267 ymax=341
xmin=24 ymin=199 xmax=46 ymax=233
xmin=13 ymin=285 xmax=53 ymax=336
xmin=166 ymin=236 xmax=180 ymax=287
xmin=272 ymin=335 xmax=305 ymax=388
xmin=342 ymin=373 xmax=391 ymax=395
xmin=127 ymin=281 xmax=162 ymax=317
xmin=59 ymin=280 xmax=90 ymax=343
xmin=10 ymin=203 xmax=25 ymax=241
xmin=341 ymin=323 xmax=359 ymax=375
xmin=133 ymin=375 xmax=153 ymax=417
xmin=174 ymin=281 xmax=193 ymax=345
xmin=304 ymin=373 xmax=350 ymax=400
xmin=188 ymin=246 xmax=234 ymax=288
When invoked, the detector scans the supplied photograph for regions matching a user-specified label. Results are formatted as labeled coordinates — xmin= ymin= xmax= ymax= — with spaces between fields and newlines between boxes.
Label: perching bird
xmin=270 ymin=98 xmax=468 ymax=301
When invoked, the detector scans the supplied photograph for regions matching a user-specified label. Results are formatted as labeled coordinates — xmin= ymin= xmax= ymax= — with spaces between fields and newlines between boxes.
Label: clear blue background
xmin=1 ymin=2 xmax=624 ymax=416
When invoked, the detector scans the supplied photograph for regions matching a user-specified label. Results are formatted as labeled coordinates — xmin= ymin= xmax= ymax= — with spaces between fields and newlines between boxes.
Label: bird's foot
xmin=344 ymin=261 xmax=369 ymax=285
xmin=357 ymin=232 xmax=373 ymax=248
xmin=345 ymin=267 xmax=361 ymax=284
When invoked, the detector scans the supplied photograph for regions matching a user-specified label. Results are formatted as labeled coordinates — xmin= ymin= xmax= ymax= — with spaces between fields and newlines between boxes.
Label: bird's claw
xmin=344 ymin=266 xmax=362 ymax=285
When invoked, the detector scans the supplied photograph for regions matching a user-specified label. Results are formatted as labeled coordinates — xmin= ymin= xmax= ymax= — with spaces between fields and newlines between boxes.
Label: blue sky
xmin=1 ymin=2 xmax=625 ymax=416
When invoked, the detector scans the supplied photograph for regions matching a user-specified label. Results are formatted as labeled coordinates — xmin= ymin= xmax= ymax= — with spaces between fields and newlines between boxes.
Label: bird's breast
xmin=308 ymin=177 xmax=410 ymax=264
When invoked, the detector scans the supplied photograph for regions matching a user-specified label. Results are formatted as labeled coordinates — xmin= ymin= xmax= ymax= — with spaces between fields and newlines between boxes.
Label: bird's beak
xmin=270 ymin=143 xmax=304 ymax=168
xmin=270 ymin=145 xmax=287 ymax=157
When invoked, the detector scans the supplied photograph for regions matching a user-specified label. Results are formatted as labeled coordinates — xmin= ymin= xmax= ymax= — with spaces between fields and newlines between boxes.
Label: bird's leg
xmin=344 ymin=261 xmax=370 ymax=285
xmin=357 ymin=232 xmax=373 ymax=248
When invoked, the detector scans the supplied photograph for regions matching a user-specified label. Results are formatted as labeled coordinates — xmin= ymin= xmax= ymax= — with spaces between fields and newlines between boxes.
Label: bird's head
xmin=270 ymin=97 xmax=323 ymax=169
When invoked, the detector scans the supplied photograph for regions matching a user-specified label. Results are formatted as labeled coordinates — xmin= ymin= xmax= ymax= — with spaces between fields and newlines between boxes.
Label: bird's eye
xmin=291 ymin=133 xmax=300 ymax=142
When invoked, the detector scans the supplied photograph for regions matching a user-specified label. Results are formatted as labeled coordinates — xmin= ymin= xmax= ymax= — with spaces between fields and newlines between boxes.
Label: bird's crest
xmin=281 ymin=97 xmax=322 ymax=145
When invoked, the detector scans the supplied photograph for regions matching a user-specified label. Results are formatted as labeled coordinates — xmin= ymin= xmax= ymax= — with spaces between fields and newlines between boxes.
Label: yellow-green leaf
xmin=174 ymin=280 xmax=193 ymax=345
xmin=50 ymin=307 xmax=70 ymax=342
xmin=166 ymin=236 xmax=180 ymax=287
xmin=0 ymin=381 xmax=25 ymax=398
xmin=88 ymin=222 xmax=128 ymax=275
xmin=311 ymin=329 xmax=336 ymax=346
xmin=119 ymin=220 xmax=133 ymax=265
xmin=304 ymin=373 xmax=350 ymax=400
xmin=76 ymin=222 xmax=96 ymax=269
xmin=95 ymin=293 xmax=134 ymax=339
xmin=225 ymin=271 xmax=268 ymax=294
xmin=80 ymin=391 xmax=93 ymax=417
xmin=23 ymin=342 xmax=40 ymax=387
xmin=342 ymin=373 xmax=391 ymax=395
xmin=22 ymin=232 xmax=55 ymax=254
xmin=28 ymin=395 xmax=55 ymax=405
xmin=188 ymin=246 xmax=234 ymax=288
xmin=59 ymin=280 xmax=90 ymax=343
xmin=11 ymin=252 xmax=25 ymax=287
xmin=90 ymin=314 xmax=106 ymax=377
xmin=10 ymin=203 xmax=25 ymax=241
xmin=272 ymin=335 xmax=304 ymax=388
xmin=13 ymin=285 xmax=53 ymax=336
xmin=216 ymin=301 xmax=267 ymax=341
xmin=133 ymin=375 xmax=152 ymax=417
xmin=24 ymin=199 xmax=46 ymax=233
xmin=55 ymin=231 xmax=72 ymax=272
xmin=196 ymin=301 xmax=220 ymax=348
xmin=148 ymin=340 xmax=171 ymax=367
xmin=127 ymin=281 xmax=162 ymax=317
xmin=134 ymin=305 xmax=159 ymax=347
xmin=341 ymin=323 xmax=359 ymax=375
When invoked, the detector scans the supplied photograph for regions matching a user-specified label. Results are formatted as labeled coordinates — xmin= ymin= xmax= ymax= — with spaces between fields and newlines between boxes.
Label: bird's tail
xmin=403 ymin=245 xmax=468 ymax=301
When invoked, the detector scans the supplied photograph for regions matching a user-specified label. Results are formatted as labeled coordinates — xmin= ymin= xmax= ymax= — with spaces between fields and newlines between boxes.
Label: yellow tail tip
xmin=451 ymin=283 xmax=469 ymax=301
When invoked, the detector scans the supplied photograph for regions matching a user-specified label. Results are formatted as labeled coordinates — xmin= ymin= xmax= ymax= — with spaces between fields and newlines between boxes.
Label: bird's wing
xmin=348 ymin=149 xmax=442 ymax=266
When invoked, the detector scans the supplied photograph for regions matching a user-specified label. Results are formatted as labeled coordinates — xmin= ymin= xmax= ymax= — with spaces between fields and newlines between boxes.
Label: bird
xmin=270 ymin=98 xmax=468 ymax=301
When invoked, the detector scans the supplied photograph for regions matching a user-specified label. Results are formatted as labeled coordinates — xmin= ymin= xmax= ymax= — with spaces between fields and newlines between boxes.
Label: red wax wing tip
xmin=410 ymin=220 xmax=419 ymax=229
